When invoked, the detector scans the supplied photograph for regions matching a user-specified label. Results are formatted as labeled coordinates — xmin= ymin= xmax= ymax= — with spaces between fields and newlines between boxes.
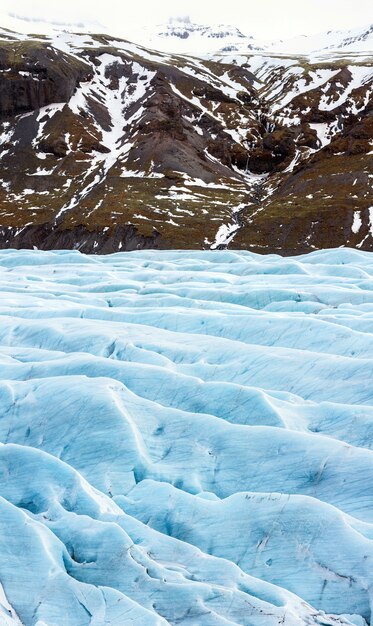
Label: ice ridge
xmin=0 ymin=248 xmax=372 ymax=625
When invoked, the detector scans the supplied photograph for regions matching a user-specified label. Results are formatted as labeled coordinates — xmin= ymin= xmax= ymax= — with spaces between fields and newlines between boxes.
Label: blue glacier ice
xmin=0 ymin=248 xmax=372 ymax=625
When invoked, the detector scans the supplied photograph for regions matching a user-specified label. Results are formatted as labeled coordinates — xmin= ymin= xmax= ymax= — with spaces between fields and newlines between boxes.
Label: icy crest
xmin=0 ymin=248 xmax=372 ymax=625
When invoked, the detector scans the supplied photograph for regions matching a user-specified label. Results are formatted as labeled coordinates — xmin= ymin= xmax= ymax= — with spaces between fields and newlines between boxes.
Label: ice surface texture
xmin=0 ymin=248 xmax=372 ymax=626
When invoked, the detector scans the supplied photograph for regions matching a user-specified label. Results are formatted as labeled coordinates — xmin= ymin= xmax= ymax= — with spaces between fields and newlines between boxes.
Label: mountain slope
xmin=0 ymin=19 xmax=372 ymax=253
xmin=127 ymin=18 xmax=373 ymax=56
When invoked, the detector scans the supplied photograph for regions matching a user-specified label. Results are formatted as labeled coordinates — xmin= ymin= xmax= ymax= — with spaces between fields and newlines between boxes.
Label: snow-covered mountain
xmin=266 ymin=22 xmax=373 ymax=55
xmin=0 ymin=246 xmax=372 ymax=625
xmin=1 ymin=12 xmax=372 ymax=55
xmin=0 ymin=14 xmax=372 ymax=253
xmin=125 ymin=16 xmax=373 ymax=56
xmin=0 ymin=11 xmax=103 ymax=37
xmin=125 ymin=17 xmax=262 ymax=54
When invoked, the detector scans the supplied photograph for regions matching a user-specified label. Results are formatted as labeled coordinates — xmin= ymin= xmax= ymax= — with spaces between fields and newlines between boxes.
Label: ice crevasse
xmin=0 ymin=247 xmax=372 ymax=626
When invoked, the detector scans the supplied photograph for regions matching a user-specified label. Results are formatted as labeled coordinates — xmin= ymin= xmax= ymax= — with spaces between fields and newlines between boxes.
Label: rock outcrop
xmin=0 ymin=40 xmax=91 ymax=117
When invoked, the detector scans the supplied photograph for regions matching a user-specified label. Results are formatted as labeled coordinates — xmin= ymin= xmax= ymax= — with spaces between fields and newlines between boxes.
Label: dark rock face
xmin=39 ymin=134 xmax=69 ymax=158
xmin=247 ymin=128 xmax=298 ymax=173
xmin=0 ymin=42 xmax=91 ymax=118
xmin=248 ymin=148 xmax=282 ymax=173
xmin=297 ymin=126 xmax=318 ymax=149
xmin=263 ymin=129 xmax=297 ymax=157
xmin=320 ymin=113 xmax=373 ymax=157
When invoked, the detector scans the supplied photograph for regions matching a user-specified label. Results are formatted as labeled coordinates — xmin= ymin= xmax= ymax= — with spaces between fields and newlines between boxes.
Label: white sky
xmin=2 ymin=0 xmax=373 ymax=40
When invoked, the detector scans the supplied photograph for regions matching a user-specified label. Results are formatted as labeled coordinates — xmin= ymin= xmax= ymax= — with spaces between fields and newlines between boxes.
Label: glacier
xmin=0 ymin=247 xmax=372 ymax=626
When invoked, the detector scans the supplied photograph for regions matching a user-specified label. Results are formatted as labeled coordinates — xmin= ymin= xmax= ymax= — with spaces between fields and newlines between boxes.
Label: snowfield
xmin=0 ymin=248 xmax=372 ymax=626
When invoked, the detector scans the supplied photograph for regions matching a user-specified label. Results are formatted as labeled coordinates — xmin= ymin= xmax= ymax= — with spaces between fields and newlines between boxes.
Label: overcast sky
xmin=2 ymin=0 xmax=372 ymax=39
